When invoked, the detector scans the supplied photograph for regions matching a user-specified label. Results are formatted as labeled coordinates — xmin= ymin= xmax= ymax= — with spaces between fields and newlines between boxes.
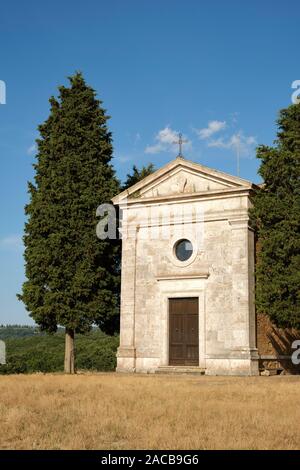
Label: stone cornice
xmin=156 ymin=273 xmax=209 ymax=281
xmin=228 ymin=216 xmax=254 ymax=231
xmin=117 ymin=186 xmax=253 ymax=208
xmin=120 ymin=209 xmax=250 ymax=229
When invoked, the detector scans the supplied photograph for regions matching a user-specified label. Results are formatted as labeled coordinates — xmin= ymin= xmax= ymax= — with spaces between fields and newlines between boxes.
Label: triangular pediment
xmin=112 ymin=157 xmax=255 ymax=204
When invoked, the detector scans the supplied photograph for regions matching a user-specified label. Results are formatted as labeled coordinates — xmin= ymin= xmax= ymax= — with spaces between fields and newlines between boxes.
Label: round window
xmin=174 ymin=239 xmax=193 ymax=262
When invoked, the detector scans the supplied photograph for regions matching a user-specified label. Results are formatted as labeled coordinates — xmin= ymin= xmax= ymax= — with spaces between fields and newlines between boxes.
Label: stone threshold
xmin=155 ymin=366 xmax=205 ymax=375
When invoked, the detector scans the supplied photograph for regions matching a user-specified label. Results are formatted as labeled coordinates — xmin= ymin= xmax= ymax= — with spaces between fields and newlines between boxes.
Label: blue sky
xmin=0 ymin=0 xmax=299 ymax=324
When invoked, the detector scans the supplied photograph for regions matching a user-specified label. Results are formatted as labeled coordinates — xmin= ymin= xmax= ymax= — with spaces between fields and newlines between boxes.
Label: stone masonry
xmin=112 ymin=157 xmax=259 ymax=375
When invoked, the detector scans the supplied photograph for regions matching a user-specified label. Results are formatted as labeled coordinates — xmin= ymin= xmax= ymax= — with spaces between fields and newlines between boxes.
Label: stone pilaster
xmin=116 ymin=222 xmax=137 ymax=372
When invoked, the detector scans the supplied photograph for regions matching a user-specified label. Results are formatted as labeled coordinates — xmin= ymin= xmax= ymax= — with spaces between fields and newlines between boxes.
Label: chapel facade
xmin=112 ymin=157 xmax=259 ymax=376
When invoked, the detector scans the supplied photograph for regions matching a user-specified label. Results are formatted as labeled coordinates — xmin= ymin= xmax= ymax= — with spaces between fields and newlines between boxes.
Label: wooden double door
xmin=169 ymin=297 xmax=199 ymax=366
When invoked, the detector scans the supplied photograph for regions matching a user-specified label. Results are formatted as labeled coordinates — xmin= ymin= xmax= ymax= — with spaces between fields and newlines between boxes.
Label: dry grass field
xmin=0 ymin=373 xmax=299 ymax=450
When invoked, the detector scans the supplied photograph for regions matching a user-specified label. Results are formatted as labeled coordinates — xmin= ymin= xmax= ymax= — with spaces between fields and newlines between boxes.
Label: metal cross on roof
xmin=173 ymin=132 xmax=188 ymax=158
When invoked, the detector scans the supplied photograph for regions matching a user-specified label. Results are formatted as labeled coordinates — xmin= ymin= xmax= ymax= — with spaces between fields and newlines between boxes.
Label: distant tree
xmin=18 ymin=72 xmax=120 ymax=373
xmin=251 ymin=103 xmax=300 ymax=329
xmin=122 ymin=163 xmax=155 ymax=190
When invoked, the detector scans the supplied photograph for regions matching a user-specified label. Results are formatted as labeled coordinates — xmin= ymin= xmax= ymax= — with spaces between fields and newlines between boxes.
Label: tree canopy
xmin=251 ymin=103 xmax=300 ymax=329
xmin=122 ymin=163 xmax=155 ymax=190
xmin=18 ymin=72 xmax=120 ymax=371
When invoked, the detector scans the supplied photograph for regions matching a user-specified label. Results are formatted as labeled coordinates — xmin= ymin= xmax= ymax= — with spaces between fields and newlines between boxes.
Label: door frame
xmin=168 ymin=297 xmax=199 ymax=366
xmin=157 ymin=277 xmax=206 ymax=369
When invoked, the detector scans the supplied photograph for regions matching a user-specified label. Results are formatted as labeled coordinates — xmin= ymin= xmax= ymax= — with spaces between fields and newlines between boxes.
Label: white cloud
xmin=208 ymin=132 xmax=257 ymax=157
xmin=196 ymin=120 xmax=226 ymax=140
xmin=0 ymin=235 xmax=23 ymax=251
xmin=144 ymin=121 xmax=255 ymax=159
xmin=27 ymin=143 xmax=37 ymax=155
xmin=115 ymin=155 xmax=132 ymax=163
xmin=145 ymin=126 xmax=191 ymax=154
xmin=207 ymin=138 xmax=225 ymax=148
xmin=145 ymin=143 xmax=163 ymax=154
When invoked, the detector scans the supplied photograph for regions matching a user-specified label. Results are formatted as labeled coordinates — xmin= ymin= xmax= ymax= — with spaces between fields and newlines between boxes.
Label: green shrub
xmin=0 ymin=329 xmax=119 ymax=374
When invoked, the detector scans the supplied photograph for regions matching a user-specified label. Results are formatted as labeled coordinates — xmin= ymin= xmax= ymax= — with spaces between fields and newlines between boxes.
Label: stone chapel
xmin=112 ymin=156 xmax=260 ymax=376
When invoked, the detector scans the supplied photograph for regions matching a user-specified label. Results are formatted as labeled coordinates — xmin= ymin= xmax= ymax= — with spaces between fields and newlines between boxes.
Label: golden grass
xmin=0 ymin=373 xmax=299 ymax=450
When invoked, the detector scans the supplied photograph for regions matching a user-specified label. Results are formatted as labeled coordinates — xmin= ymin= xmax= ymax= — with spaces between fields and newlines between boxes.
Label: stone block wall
xmin=117 ymin=192 xmax=259 ymax=375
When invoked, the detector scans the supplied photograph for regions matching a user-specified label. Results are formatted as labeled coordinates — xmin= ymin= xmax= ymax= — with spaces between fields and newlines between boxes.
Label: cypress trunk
xmin=64 ymin=328 xmax=75 ymax=374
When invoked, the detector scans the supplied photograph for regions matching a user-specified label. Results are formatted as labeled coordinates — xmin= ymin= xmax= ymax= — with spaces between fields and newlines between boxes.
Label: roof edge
xmin=112 ymin=157 xmax=257 ymax=205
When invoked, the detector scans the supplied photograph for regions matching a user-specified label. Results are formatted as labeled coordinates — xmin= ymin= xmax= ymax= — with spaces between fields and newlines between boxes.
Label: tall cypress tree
xmin=251 ymin=103 xmax=300 ymax=329
xmin=122 ymin=163 xmax=155 ymax=190
xmin=18 ymin=73 xmax=120 ymax=373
